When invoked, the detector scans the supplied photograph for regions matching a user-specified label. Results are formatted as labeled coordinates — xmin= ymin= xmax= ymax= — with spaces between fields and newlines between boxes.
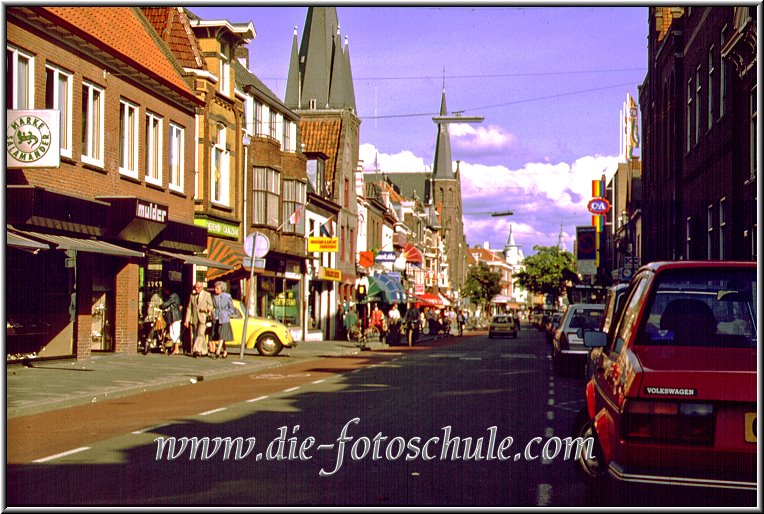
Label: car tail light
xmin=558 ymin=333 xmax=569 ymax=350
xmin=623 ymin=400 xmax=715 ymax=445
xmin=622 ymin=400 xmax=715 ymax=445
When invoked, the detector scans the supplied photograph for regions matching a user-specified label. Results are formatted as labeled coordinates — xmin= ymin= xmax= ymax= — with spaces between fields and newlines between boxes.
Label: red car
xmin=578 ymin=261 xmax=757 ymax=499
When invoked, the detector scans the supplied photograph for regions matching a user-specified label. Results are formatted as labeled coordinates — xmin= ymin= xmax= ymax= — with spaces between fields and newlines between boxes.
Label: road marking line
xmin=548 ymin=389 xmax=554 ymax=396
xmin=33 ymin=447 xmax=91 ymax=463
xmin=351 ymin=369 xmax=361 ymax=373
xmin=283 ymin=386 xmax=300 ymax=392
xmin=311 ymin=379 xmax=325 ymax=384
xmin=246 ymin=396 xmax=268 ymax=403
xmin=132 ymin=423 xmax=171 ymax=434
xmin=545 ymin=427 xmax=554 ymax=438
xmin=198 ymin=407 xmax=227 ymax=416
xmin=536 ymin=483 xmax=552 ymax=506
xmin=547 ymin=398 xmax=555 ymax=406
xmin=546 ymin=411 xmax=555 ymax=420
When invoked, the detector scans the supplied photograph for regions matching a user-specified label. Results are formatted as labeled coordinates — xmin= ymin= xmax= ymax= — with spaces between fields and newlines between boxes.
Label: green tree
xmin=515 ymin=245 xmax=577 ymax=305
xmin=463 ymin=263 xmax=502 ymax=314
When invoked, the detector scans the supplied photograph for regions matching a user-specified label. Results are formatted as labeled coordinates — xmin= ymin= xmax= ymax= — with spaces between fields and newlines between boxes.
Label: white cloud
xmin=450 ymin=123 xmax=517 ymax=150
xmin=358 ymin=143 xmax=620 ymax=254
xmin=360 ymin=143 xmax=428 ymax=172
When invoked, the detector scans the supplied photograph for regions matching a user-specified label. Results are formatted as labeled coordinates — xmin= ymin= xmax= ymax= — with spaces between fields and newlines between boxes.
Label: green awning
xmin=366 ymin=273 xmax=407 ymax=304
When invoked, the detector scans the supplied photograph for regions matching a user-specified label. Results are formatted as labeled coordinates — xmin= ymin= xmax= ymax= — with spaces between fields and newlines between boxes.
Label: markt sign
xmin=7 ymin=110 xmax=60 ymax=168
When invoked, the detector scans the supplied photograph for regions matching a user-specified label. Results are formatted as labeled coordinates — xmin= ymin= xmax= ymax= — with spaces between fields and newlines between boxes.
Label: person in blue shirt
xmin=210 ymin=281 xmax=235 ymax=358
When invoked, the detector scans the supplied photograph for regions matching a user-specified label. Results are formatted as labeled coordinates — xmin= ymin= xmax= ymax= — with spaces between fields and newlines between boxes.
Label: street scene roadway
xmin=7 ymin=325 xmax=752 ymax=507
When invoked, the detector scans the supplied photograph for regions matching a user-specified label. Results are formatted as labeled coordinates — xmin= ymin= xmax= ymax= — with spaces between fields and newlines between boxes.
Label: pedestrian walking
xmin=184 ymin=281 xmax=213 ymax=357
xmin=344 ymin=305 xmax=358 ymax=340
xmin=371 ymin=304 xmax=386 ymax=340
xmin=405 ymin=303 xmax=420 ymax=346
xmin=210 ymin=281 xmax=235 ymax=359
xmin=161 ymin=286 xmax=183 ymax=355
xmin=387 ymin=303 xmax=402 ymax=345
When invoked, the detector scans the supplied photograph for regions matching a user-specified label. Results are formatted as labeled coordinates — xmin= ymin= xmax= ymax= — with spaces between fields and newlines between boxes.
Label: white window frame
xmin=169 ymin=122 xmax=184 ymax=192
xmin=751 ymin=85 xmax=757 ymax=181
xmin=283 ymin=119 xmax=292 ymax=152
xmin=145 ymin=111 xmax=163 ymax=186
xmin=82 ymin=81 xmax=105 ymax=167
xmin=118 ymin=99 xmax=139 ymax=178
xmin=707 ymin=46 xmax=714 ymax=131
xmin=707 ymin=204 xmax=714 ymax=260
xmin=211 ymin=124 xmax=230 ymax=206
xmin=219 ymin=42 xmax=231 ymax=97
xmin=694 ymin=66 xmax=701 ymax=145
xmin=252 ymin=166 xmax=280 ymax=227
xmin=685 ymin=217 xmax=692 ymax=260
xmin=269 ymin=109 xmax=278 ymax=140
xmin=686 ymin=78 xmax=692 ymax=153
xmin=255 ymin=101 xmax=263 ymax=136
xmin=719 ymin=197 xmax=726 ymax=260
xmin=720 ymin=26 xmax=727 ymax=119
xmin=282 ymin=180 xmax=306 ymax=235
xmin=7 ymin=45 xmax=34 ymax=109
xmin=45 ymin=64 xmax=73 ymax=157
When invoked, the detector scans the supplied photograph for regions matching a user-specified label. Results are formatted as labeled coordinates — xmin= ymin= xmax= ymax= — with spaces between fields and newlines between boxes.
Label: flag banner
xmin=319 ymin=217 xmax=334 ymax=237
xmin=592 ymin=215 xmax=605 ymax=233
xmin=592 ymin=178 xmax=605 ymax=198
xmin=288 ymin=205 xmax=304 ymax=225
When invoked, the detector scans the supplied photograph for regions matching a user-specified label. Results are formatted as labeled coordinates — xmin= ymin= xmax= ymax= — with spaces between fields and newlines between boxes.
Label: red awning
xmin=206 ymin=236 xmax=247 ymax=280
xmin=402 ymin=243 xmax=424 ymax=264
xmin=411 ymin=292 xmax=444 ymax=308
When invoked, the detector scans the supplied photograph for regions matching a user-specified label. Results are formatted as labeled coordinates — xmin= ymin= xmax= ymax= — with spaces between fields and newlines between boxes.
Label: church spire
xmin=431 ymin=83 xmax=453 ymax=180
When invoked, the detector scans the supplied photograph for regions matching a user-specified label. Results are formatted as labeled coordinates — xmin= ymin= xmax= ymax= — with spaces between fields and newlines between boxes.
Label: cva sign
xmin=587 ymin=197 xmax=611 ymax=215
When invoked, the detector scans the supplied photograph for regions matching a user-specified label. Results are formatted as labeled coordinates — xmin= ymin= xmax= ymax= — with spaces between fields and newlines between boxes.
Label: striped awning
xmin=8 ymin=228 xmax=143 ymax=257
xmin=206 ymin=237 xmax=247 ymax=280
xmin=150 ymin=248 xmax=233 ymax=270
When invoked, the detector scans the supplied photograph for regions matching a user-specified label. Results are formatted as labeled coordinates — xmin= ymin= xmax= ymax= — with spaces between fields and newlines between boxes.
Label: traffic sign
xmin=244 ymin=232 xmax=270 ymax=258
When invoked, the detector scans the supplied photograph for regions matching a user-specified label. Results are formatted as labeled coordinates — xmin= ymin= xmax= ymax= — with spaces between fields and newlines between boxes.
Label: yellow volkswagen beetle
xmin=227 ymin=300 xmax=296 ymax=356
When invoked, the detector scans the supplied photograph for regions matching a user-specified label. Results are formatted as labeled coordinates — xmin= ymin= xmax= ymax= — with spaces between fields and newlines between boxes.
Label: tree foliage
xmin=463 ymin=263 xmax=502 ymax=311
xmin=514 ymin=245 xmax=577 ymax=304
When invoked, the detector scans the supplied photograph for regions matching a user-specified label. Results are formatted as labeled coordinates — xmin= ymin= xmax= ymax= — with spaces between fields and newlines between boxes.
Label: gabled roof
xmin=469 ymin=247 xmax=510 ymax=266
xmin=370 ymin=172 xmax=432 ymax=201
xmin=300 ymin=119 xmax=342 ymax=192
xmin=141 ymin=7 xmax=206 ymax=70
xmin=40 ymin=7 xmax=196 ymax=101
xmin=233 ymin=60 xmax=295 ymax=120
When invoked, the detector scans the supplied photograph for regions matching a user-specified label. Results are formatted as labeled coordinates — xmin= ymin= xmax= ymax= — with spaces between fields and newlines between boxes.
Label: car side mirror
xmin=583 ymin=330 xmax=607 ymax=348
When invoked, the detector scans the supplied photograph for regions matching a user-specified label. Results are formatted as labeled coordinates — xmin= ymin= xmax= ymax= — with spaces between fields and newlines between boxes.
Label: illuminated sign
xmin=587 ymin=197 xmax=611 ymax=215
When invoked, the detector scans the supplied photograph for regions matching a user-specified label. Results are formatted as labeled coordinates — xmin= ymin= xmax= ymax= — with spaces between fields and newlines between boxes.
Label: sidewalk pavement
xmin=6 ymin=335 xmax=443 ymax=419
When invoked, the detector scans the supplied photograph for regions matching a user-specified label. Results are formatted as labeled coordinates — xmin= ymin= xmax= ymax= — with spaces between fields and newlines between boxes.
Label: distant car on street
xmin=545 ymin=311 xmax=564 ymax=344
xmin=488 ymin=314 xmax=518 ymax=339
xmin=227 ymin=300 xmax=296 ymax=356
xmin=552 ymin=303 xmax=604 ymax=375
xmin=577 ymin=261 xmax=757 ymax=498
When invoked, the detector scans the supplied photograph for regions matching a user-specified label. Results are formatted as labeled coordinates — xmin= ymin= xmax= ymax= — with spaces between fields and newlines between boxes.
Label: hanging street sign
xmin=587 ymin=197 xmax=611 ymax=215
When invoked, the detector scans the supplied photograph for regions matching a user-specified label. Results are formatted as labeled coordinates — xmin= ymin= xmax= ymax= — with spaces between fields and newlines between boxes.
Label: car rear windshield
xmin=567 ymin=309 xmax=603 ymax=330
xmin=494 ymin=317 xmax=512 ymax=324
xmin=638 ymin=267 xmax=757 ymax=347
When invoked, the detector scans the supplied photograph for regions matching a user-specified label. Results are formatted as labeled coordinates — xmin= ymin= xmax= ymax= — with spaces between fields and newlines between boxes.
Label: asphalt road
xmin=6 ymin=326 xmax=754 ymax=507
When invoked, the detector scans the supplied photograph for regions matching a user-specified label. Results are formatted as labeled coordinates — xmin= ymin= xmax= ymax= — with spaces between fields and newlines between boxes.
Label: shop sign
xmin=195 ymin=218 xmax=240 ymax=239
xmin=375 ymin=251 xmax=397 ymax=263
xmin=307 ymin=237 xmax=338 ymax=252
xmin=415 ymin=284 xmax=425 ymax=294
xmin=318 ymin=267 xmax=342 ymax=281
xmin=587 ymin=197 xmax=611 ymax=215
xmin=135 ymin=199 xmax=168 ymax=223
xmin=6 ymin=110 xmax=60 ymax=168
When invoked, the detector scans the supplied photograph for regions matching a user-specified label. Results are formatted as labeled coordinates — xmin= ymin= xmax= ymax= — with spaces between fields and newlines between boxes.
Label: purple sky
xmin=190 ymin=6 xmax=647 ymax=255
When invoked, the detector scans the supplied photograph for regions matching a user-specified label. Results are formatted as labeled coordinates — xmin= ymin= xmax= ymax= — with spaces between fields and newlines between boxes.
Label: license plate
xmin=744 ymin=413 xmax=756 ymax=443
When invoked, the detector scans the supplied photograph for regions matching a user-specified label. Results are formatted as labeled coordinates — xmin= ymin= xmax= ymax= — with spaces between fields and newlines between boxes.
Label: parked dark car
xmin=577 ymin=261 xmax=756 ymax=500
xmin=545 ymin=311 xmax=563 ymax=344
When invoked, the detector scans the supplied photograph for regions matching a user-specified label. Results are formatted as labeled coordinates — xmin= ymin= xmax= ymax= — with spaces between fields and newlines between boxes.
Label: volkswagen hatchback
xmin=579 ymin=261 xmax=756 ymax=499
xmin=228 ymin=300 xmax=296 ymax=356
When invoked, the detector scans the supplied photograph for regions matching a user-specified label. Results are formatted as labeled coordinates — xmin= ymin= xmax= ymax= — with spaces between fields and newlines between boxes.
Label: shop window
xmin=259 ymin=276 xmax=301 ymax=327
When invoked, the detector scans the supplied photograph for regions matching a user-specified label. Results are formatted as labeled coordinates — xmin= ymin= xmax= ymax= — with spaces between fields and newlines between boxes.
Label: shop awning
xmin=206 ymin=236 xmax=248 ymax=281
xmin=150 ymin=249 xmax=234 ymax=270
xmin=402 ymin=243 xmax=424 ymax=264
xmin=491 ymin=294 xmax=512 ymax=304
xmin=7 ymin=229 xmax=50 ymax=251
xmin=8 ymin=228 xmax=143 ymax=257
xmin=366 ymin=273 xmax=407 ymax=304
xmin=411 ymin=292 xmax=444 ymax=308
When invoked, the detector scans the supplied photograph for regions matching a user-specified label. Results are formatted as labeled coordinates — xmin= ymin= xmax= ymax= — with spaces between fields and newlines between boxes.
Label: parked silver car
xmin=552 ymin=303 xmax=604 ymax=376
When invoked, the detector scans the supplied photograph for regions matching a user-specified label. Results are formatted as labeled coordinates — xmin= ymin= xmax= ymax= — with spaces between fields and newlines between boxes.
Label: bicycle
xmin=346 ymin=321 xmax=381 ymax=346
xmin=139 ymin=308 xmax=172 ymax=355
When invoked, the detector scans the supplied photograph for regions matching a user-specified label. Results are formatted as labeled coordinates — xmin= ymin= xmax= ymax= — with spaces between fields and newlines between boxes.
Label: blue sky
xmin=190 ymin=6 xmax=647 ymax=255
